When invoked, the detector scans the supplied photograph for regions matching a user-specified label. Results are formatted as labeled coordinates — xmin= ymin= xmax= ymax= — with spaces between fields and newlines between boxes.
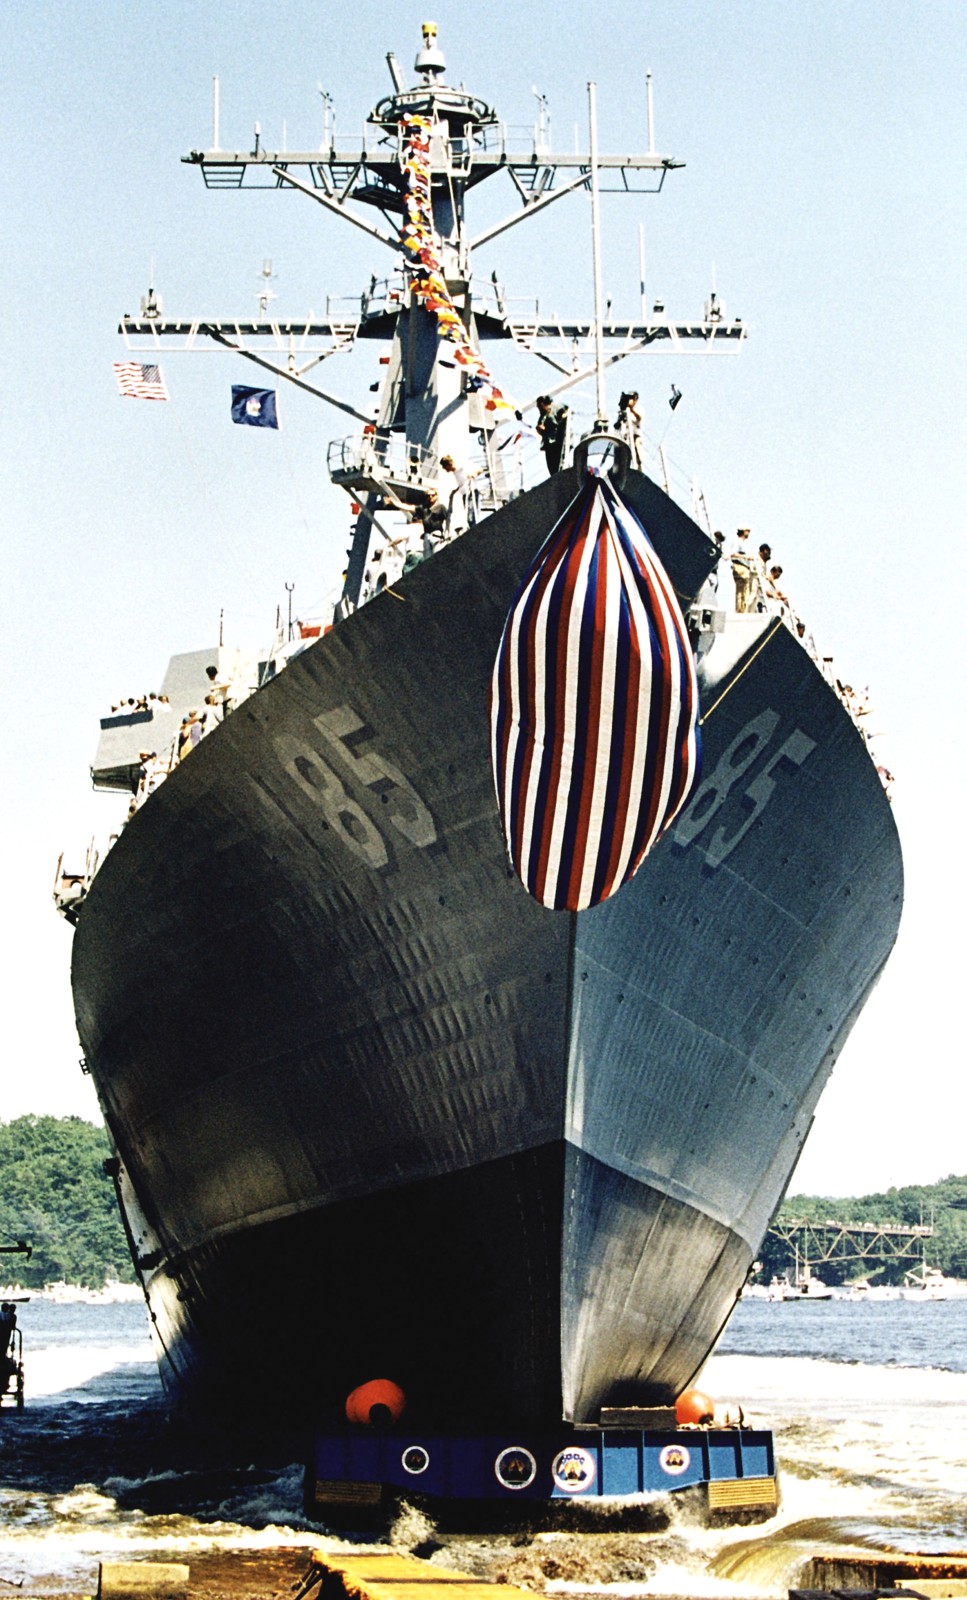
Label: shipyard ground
xmin=11 ymin=1547 xmax=312 ymax=1600
xmin=13 ymin=1541 xmax=967 ymax=1600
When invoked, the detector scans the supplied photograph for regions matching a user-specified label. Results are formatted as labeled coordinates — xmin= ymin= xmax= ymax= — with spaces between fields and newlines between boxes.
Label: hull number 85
xmin=273 ymin=704 xmax=437 ymax=870
xmin=673 ymin=709 xmax=816 ymax=867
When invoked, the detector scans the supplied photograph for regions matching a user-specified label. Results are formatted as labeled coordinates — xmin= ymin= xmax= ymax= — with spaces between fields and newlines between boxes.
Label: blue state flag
xmin=231 ymin=385 xmax=279 ymax=429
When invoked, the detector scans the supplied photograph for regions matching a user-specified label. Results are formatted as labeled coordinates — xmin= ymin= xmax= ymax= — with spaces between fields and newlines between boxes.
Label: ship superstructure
xmin=59 ymin=28 xmax=902 ymax=1443
xmin=118 ymin=23 xmax=744 ymax=614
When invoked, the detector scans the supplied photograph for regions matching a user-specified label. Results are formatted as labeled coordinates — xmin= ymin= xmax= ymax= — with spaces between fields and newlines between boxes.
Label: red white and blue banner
xmin=491 ymin=473 xmax=701 ymax=912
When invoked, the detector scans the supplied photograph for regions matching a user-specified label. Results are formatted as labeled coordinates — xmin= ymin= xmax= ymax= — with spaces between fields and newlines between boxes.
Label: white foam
xmin=704 ymin=1352 xmax=967 ymax=1498
xmin=25 ymin=1343 xmax=158 ymax=1399
xmin=7 ymin=1334 xmax=967 ymax=1598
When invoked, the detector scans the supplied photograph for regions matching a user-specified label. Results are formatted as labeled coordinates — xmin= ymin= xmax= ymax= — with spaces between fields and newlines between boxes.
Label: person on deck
xmin=439 ymin=454 xmax=473 ymax=531
xmin=536 ymin=395 xmax=569 ymax=474
xmin=731 ymin=529 xmax=757 ymax=613
xmin=766 ymin=564 xmax=788 ymax=607
xmin=615 ymin=391 xmax=643 ymax=467
xmin=177 ymin=709 xmax=205 ymax=762
xmin=417 ymin=490 xmax=449 ymax=540
xmin=205 ymin=664 xmax=232 ymax=718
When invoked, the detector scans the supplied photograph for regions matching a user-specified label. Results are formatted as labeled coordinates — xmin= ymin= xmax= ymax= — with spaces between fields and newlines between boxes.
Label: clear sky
xmin=3 ymin=2 xmax=964 ymax=1198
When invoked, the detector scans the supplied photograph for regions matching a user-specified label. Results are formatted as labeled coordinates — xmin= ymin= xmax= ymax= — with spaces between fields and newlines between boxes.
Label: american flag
xmin=113 ymin=362 xmax=169 ymax=401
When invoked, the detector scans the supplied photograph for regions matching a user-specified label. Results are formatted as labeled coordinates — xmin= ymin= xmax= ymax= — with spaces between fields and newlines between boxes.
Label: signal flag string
xmin=399 ymin=114 xmax=514 ymax=414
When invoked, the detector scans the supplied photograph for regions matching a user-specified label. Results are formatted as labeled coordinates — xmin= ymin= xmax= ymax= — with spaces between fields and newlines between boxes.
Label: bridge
xmin=763 ymin=1217 xmax=932 ymax=1274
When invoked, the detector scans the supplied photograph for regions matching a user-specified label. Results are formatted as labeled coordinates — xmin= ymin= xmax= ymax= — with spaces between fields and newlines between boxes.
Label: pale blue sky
xmin=3 ymin=2 xmax=964 ymax=1196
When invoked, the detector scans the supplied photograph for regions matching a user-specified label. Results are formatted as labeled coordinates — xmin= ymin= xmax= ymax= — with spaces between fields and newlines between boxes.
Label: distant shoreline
xmin=0 ymin=1278 xmax=142 ymax=1304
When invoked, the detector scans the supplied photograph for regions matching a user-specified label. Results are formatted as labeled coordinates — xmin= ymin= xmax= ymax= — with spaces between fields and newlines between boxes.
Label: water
xmin=3 ymin=1296 xmax=967 ymax=1595
xmin=704 ymin=1301 xmax=967 ymax=1588
xmin=0 ymin=1299 xmax=328 ymax=1592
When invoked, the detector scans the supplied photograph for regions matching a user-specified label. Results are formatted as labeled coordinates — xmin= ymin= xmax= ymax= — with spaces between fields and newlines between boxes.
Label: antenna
xmin=318 ymin=88 xmax=334 ymax=151
xmin=257 ymin=259 xmax=277 ymax=319
xmin=646 ymin=70 xmax=655 ymax=154
xmin=386 ymin=53 xmax=405 ymax=94
xmin=532 ymin=87 xmax=550 ymax=152
xmin=142 ymin=261 xmax=161 ymax=320
xmin=415 ymin=20 xmax=446 ymax=81
xmin=285 ymin=581 xmax=295 ymax=642
xmin=588 ymin=81 xmax=606 ymax=428
xmin=212 ymin=76 xmax=220 ymax=151
xmin=638 ymin=223 xmax=646 ymax=320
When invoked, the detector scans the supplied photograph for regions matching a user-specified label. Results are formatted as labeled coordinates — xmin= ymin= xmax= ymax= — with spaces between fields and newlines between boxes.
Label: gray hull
xmin=72 ymin=465 xmax=902 ymax=1428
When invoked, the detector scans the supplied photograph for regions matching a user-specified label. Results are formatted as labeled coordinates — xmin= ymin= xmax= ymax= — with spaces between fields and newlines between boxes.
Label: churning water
xmin=3 ymin=1296 xmax=967 ymax=1595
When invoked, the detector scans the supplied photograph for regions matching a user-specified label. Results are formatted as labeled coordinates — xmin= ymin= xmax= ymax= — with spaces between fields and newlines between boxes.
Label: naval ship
xmin=58 ymin=28 xmax=902 ymax=1436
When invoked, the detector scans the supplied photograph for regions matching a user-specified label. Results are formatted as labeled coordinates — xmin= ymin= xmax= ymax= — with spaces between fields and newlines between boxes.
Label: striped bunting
xmin=490 ymin=471 xmax=701 ymax=911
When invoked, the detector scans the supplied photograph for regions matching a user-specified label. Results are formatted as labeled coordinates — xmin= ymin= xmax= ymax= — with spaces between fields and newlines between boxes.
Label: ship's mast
xmin=119 ymin=24 xmax=745 ymax=609
xmin=371 ymin=23 xmax=481 ymax=476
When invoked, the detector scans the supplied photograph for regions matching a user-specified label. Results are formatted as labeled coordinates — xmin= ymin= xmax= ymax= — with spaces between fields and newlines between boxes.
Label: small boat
xmin=837 ymin=1276 xmax=900 ymax=1301
xmin=901 ymin=1263 xmax=967 ymax=1301
xmin=781 ymin=1273 xmax=833 ymax=1302
xmin=837 ymin=1276 xmax=871 ymax=1300
xmin=782 ymin=1248 xmax=833 ymax=1301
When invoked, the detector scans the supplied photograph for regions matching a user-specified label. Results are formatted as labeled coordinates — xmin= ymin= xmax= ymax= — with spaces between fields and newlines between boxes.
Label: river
xmin=2 ymin=1295 xmax=966 ymax=1595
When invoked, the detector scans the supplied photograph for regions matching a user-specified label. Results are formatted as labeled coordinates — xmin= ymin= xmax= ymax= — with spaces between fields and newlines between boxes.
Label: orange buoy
xmin=675 ymin=1387 xmax=714 ymax=1426
xmin=345 ymin=1378 xmax=406 ymax=1427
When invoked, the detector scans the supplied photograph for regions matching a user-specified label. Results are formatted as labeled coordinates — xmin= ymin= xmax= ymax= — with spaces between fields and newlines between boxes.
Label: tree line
xmin=0 ymin=1116 xmax=134 ymax=1289
xmin=3 ymin=1114 xmax=967 ymax=1289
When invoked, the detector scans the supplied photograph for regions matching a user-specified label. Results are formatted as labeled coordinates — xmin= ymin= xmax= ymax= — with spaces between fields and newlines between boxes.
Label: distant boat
xmin=782 ymin=1247 xmax=833 ymax=1301
xmin=901 ymin=1263 xmax=967 ymax=1301
xmin=838 ymin=1277 xmax=900 ymax=1302
xmin=782 ymin=1273 xmax=833 ymax=1302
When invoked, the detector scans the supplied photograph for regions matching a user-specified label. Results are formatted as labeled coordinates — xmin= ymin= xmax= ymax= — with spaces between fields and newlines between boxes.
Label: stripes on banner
xmin=113 ymin=362 xmax=169 ymax=401
xmin=490 ymin=471 xmax=701 ymax=912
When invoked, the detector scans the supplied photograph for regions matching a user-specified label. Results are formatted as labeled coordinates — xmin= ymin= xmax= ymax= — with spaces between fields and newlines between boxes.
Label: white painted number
xmin=674 ymin=710 xmax=816 ymax=866
xmin=314 ymin=706 xmax=437 ymax=848
xmin=273 ymin=730 xmax=388 ymax=868
xmin=272 ymin=703 xmax=438 ymax=869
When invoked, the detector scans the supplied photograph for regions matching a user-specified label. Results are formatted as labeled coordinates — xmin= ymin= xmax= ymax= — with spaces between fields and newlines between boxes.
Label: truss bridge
xmin=766 ymin=1217 xmax=933 ymax=1274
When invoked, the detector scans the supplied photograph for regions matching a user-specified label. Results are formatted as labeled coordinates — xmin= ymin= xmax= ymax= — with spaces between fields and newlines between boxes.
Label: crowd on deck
xmin=109 ymin=691 xmax=172 ymax=715
xmin=119 ymin=666 xmax=246 ymax=821
xmin=712 ymin=526 xmax=892 ymax=796
xmin=105 ymin=506 xmax=892 ymax=840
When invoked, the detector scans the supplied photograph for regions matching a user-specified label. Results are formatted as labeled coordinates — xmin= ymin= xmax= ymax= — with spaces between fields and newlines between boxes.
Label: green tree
xmin=0 ymin=1116 xmax=134 ymax=1289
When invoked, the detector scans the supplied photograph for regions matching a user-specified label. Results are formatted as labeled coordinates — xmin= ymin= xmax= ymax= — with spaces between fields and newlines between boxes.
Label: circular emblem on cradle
xmin=494 ymin=1446 xmax=537 ymax=1490
xmin=551 ymin=1446 xmax=596 ymax=1493
xmin=401 ymin=1445 xmax=430 ymax=1475
xmin=658 ymin=1443 xmax=691 ymax=1476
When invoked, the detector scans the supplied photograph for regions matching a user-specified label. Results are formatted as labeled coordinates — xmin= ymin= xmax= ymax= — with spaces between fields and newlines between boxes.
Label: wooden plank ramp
xmin=796 ymin=1552 xmax=967 ymax=1593
xmin=296 ymin=1550 xmax=537 ymax=1600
